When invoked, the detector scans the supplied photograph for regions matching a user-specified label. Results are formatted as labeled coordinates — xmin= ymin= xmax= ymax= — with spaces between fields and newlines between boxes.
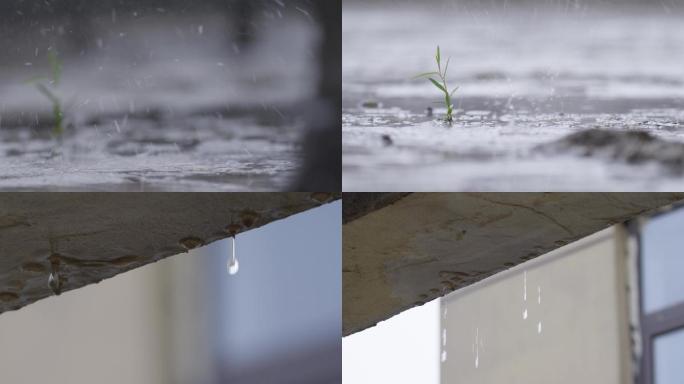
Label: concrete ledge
xmin=342 ymin=193 xmax=410 ymax=224
xmin=343 ymin=192 xmax=684 ymax=336
xmin=0 ymin=192 xmax=339 ymax=314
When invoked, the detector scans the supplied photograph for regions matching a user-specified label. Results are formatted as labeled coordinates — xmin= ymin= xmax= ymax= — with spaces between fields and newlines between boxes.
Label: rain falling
xmin=0 ymin=0 xmax=340 ymax=191
xmin=342 ymin=0 xmax=684 ymax=191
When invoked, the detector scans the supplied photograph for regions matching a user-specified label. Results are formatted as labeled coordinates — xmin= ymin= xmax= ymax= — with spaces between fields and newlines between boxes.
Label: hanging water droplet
xmin=227 ymin=236 xmax=239 ymax=275
xmin=47 ymin=255 xmax=62 ymax=295
xmin=48 ymin=272 xmax=61 ymax=295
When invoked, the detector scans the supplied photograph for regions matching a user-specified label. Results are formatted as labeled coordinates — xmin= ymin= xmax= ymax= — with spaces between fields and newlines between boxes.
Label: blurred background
xmin=0 ymin=200 xmax=341 ymax=384
xmin=0 ymin=0 xmax=340 ymax=191
xmin=343 ymin=0 xmax=684 ymax=191
xmin=343 ymin=202 xmax=684 ymax=384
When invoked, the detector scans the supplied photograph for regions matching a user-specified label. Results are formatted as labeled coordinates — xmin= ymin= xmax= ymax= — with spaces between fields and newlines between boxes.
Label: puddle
xmin=0 ymin=6 xmax=319 ymax=191
xmin=0 ymin=110 xmax=303 ymax=191
xmin=342 ymin=4 xmax=684 ymax=191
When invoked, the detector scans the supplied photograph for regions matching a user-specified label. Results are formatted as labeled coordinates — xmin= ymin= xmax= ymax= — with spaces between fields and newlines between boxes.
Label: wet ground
xmin=0 ymin=11 xmax=316 ymax=191
xmin=343 ymin=4 xmax=684 ymax=191
xmin=0 ymin=108 xmax=302 ymax=191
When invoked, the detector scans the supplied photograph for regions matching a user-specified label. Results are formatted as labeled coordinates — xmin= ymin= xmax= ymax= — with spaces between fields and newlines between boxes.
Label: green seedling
xmin=414 ymin=46 xmax=458 ymax=123
xmin=26 ymin=50 xmax=64 ymax=136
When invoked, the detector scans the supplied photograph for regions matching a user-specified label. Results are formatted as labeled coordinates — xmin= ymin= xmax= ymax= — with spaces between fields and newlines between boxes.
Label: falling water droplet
xmin=442 ymin=329 xmax=447 ymax=346
xmin=523 ymin=270 xmax=527 ymax=301
xmin=474 ymin=327 xmax=480 ymax=368
xmin=537 ymin=321 xmax=542 ymax=334
xmin=538 ymin=285 xmax=541 ymax=304
xmin=523 ymin=309 xmax=528 ymax=319
xmin=227 ymin=236 xmax=239 ymax=275
xmin=441 ymin=350 xmax=447 ymax=362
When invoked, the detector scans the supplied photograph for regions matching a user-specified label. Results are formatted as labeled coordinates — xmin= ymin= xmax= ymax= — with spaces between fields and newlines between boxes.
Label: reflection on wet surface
xmin=0 ymin=5 xmax=318 ymax=191
xmin=343 ymin=4 xmax=684 ymax=191
xmin=0 ymin=108 xmax=302 ymax=191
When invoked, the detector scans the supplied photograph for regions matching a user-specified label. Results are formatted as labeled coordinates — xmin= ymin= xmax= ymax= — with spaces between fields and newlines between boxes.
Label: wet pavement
xmin=0 ymin=10 xmax=317 ymax=191
xmin=343 ymin=4 xmax=684 ymax=191
xmin=0 ymin=108 xmax=302 ymax=191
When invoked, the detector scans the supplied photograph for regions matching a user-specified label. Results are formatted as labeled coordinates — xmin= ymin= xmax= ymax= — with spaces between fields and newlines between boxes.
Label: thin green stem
xmin=415 ymin=46 xmax=458 ymax=124
xmin=438 ymin=67 xmax=453 ymax=123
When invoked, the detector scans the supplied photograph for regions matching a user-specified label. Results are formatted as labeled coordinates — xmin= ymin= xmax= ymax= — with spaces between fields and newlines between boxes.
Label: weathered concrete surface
xmin=343 ymin=192 xmax=684 ymax=336
xmin=0 ymin=192 xmax=338 ymax=314
xmin=342 ymin=193 xmax=410 ymax=224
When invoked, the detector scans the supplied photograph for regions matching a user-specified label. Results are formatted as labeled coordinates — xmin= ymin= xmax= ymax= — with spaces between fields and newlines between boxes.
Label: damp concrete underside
xmin=343 ymin=192 xmax=684 ymax=336
xmin=0 ymin=193 xmax=338 ymax=314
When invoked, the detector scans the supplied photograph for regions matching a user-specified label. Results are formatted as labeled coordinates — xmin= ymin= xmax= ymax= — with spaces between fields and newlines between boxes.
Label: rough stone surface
xmin=343 ymin=192 xmax=684 ymax=336
xmin=0 ymin=192 xmax=339 ymax=315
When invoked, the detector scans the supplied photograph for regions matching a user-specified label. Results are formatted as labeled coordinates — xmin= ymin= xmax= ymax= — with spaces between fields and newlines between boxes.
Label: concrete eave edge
xmin=343 ymin=192 xmax=684 ymax=336
xmin=0 ymin=192 xmax=340 ymax=314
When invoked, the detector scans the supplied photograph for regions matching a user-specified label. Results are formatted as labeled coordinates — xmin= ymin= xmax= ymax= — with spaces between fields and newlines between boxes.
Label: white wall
xmin=0 ymin=260 xmax=169 ymax=384
xmin=343 ymin=226 xmax=632 ymax=384
xmin=441 ymin=227 xmax=630 ymax=384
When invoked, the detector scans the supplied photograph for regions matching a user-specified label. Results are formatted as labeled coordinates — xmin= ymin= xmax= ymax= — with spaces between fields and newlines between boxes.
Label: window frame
xmin=632 ymin=212 xmax=684 ymax=384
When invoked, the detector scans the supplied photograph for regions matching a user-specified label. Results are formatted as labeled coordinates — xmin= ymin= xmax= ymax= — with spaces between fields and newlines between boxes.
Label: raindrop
xmin=295 ymin=6 xmax=313 ymax=22
xmin=227 ymin=236 xmax=239 ymax=275
xmin=523 ymin=309 xmax=528 ymax=319
xmin=441 ymin=350 xmax=447 ymax=363
xmin=537 ymin=321 xmax=542 ymax=334
xmin=442 ymin=328 xmax=447 ymax=346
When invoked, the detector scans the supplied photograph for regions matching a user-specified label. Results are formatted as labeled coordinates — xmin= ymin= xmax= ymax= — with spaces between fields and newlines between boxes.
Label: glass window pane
xmin=654 ymin=327 xmax=684 ymax=384
xmin=641 ymin=208 xmax=684 ymax=313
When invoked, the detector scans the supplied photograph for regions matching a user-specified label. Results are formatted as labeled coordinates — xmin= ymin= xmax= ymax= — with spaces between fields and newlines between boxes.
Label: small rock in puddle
xmin=381 ymin=134 xmax=393 ymax=146
xmin=361 ymin=100 xmax=382 ymax=109
xmin=537 ymin=128 xmax=684 ymax=172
